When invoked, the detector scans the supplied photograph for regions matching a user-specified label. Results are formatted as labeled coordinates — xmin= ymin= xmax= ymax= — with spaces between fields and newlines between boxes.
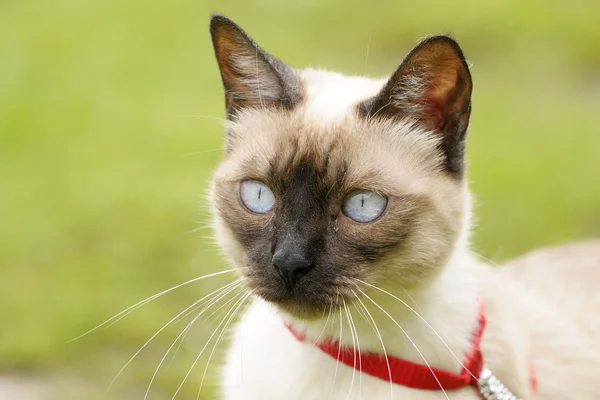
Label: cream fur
xmin=214 ymin=69 xmax=600 ymax=399
xmin=300 ymin=69 xmax=385 ymax=123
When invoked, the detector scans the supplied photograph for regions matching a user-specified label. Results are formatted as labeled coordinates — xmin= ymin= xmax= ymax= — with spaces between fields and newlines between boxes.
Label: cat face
xmin=209 ymin=15 xmax=472 ymax=319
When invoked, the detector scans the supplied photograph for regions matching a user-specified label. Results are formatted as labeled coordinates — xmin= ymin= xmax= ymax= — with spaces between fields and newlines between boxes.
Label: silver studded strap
xmin=477 ymin=366 xmax=521 ymax=400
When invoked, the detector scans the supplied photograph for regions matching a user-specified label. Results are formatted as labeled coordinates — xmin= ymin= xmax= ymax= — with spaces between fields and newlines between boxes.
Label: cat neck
xmin=283 ymin=245 xmax=482 ymax=373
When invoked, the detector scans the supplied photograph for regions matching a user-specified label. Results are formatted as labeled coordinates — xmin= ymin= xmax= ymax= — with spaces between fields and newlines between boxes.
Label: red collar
xmin=286 ymin=300 xmax=486 ymax=391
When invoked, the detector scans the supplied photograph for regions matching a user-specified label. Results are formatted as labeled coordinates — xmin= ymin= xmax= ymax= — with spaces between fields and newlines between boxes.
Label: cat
xmin=207 ymin=13 xmax=600 ymax=400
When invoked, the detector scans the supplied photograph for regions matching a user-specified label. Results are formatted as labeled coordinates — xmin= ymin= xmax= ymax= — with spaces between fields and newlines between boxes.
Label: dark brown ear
xmin=360 ymin=35 xmax=473 ymax=175
xmin=210 ymin=14 xmax=302 ymax=118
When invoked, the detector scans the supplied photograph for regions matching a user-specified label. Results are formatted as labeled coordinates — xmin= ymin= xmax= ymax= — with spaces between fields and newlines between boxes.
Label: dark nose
xmin=272 ymin=250 xmax=314 ymax=289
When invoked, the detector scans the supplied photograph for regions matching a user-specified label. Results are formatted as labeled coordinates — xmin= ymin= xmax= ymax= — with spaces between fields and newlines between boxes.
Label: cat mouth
xmin=268 ymin=297 xmax=335 ymax=320
xmin=247 ymin=275 xmax=338 ymax=319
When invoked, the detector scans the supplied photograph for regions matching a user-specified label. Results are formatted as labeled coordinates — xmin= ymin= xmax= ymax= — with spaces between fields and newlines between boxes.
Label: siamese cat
xmin=208 ymin=13 xmax=600 ymax=400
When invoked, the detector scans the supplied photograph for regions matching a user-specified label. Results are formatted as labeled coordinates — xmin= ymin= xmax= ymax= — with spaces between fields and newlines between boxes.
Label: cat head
xmin=209 ymin=14 xmax=473 ymax=319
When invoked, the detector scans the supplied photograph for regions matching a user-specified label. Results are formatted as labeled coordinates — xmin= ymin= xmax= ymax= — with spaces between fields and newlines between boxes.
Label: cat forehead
xmin=221 ymin=115 xmax=444 ymax=199
xmin=217 ymin=69 xmax=449 ymax=192
xmin=225 ymin=69 xmax=411 ymax=153
xmin=300 ymin=69 xmax=387 ymax=123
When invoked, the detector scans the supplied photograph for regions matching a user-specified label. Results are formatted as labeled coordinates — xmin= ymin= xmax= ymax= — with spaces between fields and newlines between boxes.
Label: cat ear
xmin=360 ymin=35 xmax=473 ymax=174
xmin=210 ymin=14 xmax=302 ymax=118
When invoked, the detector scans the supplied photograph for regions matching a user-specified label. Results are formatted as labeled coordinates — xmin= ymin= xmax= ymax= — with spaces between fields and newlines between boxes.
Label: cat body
xmin=222 ymin=241 xmax=600 ymax=399
xmin=207 ymin=14 xmax=600 ymax=399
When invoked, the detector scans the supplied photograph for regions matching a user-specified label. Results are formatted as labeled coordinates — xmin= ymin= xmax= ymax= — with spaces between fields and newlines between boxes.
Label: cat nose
xmin=272 ymin=250 xmax=313 ymax=289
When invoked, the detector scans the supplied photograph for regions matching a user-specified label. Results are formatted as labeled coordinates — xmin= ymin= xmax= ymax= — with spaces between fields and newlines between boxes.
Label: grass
xmin=1 ymin=0 xmax=599 ymax=398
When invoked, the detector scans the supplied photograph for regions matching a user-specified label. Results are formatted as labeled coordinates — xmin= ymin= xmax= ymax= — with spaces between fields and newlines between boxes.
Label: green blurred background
xmin=1 ymin=0 xmax=599 ymax=398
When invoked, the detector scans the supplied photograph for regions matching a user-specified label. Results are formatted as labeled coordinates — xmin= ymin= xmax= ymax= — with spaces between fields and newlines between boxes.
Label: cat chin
xmin=251 ymin=288 xmax=336 ymax=321
xmin=275 ymin=302 xmax=330 ymax=321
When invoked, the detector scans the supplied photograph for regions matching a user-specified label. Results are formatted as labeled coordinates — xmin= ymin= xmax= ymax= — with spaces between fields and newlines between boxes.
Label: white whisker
xmin=143 ymin=279 xmax=243 ymax=399
xmin=165 ymin=287 xmax=240 ymax=371
xmin=69 ymin=269 xmax=235 ymax=342
xmin=171 ymin=291 xmax=251 ymax=399
xmin=314 ymin=300 xmax=334 ymax=345
xmin=357 ymin=287 xmax=450 ymax=400
xmin=173 ymin=278 xmax=243 ymax=327
xmin=343 ymin=301 xmax=357 ymax=400
xmin=197 ymin=289 xmax=248 ymax=398
xmin=368 ymin=100 xmax=393 ymax=120
xmin=352 ymin=298 xmax=376 ymax=332
xmin=165 ymin=281 xmax=243 ymax=370
xmin=352 ymin=289 xmax=393 ymax=399
xmin=356 ymin=278 xmax=480 ymax=385
xmin=107 ymin=276 xmax=240 ymax=394
xmin=183 ymin=225 xmax=211 ymax=236
xmin=328 ymin=306 xmax=343 ymax=400
xmin=347 ymin=302 xmax=362 ymax=397
xmin=399 ymin=285 xmax=423 ymax=315
xmin=475 ymin=252 xmax=501 ymax=267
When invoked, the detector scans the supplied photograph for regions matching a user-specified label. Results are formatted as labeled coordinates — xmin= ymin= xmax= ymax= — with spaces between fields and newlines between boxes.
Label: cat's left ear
xmin=360 ymin=35 xmax=473 ymax=174
xmin=210 ymin=14 xmax=302 ymax=118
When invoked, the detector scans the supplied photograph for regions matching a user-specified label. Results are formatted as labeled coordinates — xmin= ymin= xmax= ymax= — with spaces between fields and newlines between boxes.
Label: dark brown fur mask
xmin=209 ymin=14 xmax=473 ymax=318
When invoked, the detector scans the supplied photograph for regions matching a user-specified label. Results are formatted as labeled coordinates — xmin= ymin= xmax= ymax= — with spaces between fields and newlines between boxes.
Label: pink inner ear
xmin=424 ymin=92 xmax=445 ymax=131
xmin=424 ymin=68 xmax=460 ymax=131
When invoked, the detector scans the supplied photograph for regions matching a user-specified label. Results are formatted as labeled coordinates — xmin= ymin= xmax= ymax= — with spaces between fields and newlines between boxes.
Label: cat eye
xmin=342 ymin=190 xmax=387 ymax=223
xmin=240 ymin=180 xmax=275 ymax=214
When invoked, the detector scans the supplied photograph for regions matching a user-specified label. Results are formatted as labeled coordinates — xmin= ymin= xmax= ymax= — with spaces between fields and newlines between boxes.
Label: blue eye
xmin=240 ymin=180 xmax=275 ymax=213
xmin=342 ymin=190 xmax=387 ymax=223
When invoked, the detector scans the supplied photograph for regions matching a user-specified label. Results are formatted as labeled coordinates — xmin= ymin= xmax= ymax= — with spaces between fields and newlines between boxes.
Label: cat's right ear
xmin=360 ymin=35 xmax=473 ymax=175
xmin=210 ymin=14 xmax=302 ymax=119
